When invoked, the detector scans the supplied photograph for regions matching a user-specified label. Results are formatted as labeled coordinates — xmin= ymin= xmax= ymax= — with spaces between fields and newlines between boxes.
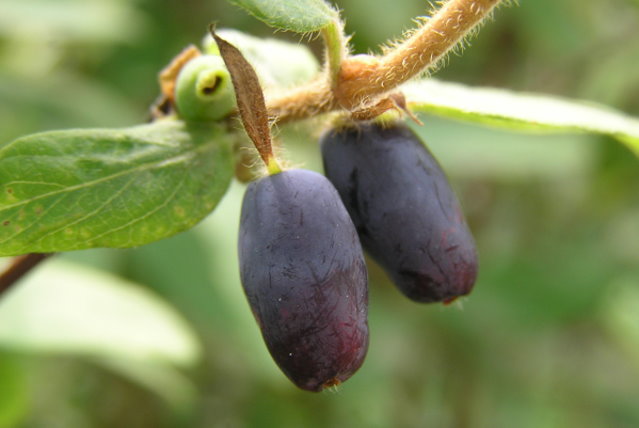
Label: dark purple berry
xmin=320 ymin=121 xmax=478 ymax=303
xmin=238 ymin=169 xmax=369 ymax=391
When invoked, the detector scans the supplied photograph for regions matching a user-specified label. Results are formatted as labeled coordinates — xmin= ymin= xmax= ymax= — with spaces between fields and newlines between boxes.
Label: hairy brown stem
xmin=266 ymin=0 xmax=504 ymax=123
xmin=0 ymin=253 xmax=52 ymax=296
xmin=337 ymin=0 xmax=503 ymax=109
xmin=266 ymin=78 xmax=337 ymax=121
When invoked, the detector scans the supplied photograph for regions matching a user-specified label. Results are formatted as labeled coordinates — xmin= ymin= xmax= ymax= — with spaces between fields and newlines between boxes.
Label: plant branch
xmin=337 ymin=0 xmax=503 ymax=109
xmin=266 ymin=0 xmax=504 ymax=122
xmin=0 ymin=253 xmax=52 ymax=296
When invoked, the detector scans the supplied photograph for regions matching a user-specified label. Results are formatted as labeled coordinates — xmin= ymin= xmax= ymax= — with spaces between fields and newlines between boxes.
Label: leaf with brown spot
xmin=0 ymin=120 xmax=233 ymax=256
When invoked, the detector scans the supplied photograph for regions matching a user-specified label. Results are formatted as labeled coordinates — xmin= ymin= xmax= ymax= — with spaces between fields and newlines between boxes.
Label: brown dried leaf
xmin=211 ymin=27 xmax=274 ymax=167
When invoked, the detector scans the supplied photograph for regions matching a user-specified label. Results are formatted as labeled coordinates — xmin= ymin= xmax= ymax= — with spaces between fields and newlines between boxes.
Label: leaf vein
xmin=29 ymin=175 xmax=140 ymax=246
xmin=2 ymin=180 xmax=67 ymax=189
xmin=84 ymin=168 xmax=190 ymax=246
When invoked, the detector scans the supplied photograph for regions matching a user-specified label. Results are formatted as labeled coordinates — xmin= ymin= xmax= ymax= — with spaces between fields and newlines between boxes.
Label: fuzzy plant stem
xmin=267 ymin=0 xmax=504 ymax=122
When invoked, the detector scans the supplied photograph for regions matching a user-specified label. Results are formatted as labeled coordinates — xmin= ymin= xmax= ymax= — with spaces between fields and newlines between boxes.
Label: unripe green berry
xmin=175 ymin=55 xmax=235 ymax=121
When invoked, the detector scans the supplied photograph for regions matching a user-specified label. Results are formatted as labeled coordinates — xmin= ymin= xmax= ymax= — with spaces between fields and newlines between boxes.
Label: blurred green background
xmin=1 ymin=0 xmax=639 ymax=427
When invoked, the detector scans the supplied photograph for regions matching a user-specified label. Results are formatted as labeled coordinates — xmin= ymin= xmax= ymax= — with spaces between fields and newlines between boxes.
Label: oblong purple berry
xmin=238 ymin=169 xmax=368 ymax=391
xmin=320 ymin=121 xmax=478 ymax=303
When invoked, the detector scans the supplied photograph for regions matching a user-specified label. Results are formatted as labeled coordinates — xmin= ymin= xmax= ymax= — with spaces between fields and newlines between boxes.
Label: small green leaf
xmin=404 ymin=79 xmax=639 ymax=157
xmin=226 ymin=0 xmax=337 ymax=33
xmin=203 ymin=29 xmax=319 ymax=88
xmin=0 ymin=119 xmax=233 ymax=256
xmin=0 ymin=260 xmax=201 ymax=367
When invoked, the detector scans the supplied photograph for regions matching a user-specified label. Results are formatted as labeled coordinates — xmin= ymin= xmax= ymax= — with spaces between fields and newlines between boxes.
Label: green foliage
xmin=226 ymin=0 xmax=337 ymax=32
xmin=405 ymin=79 xmax=639 ymax=157
xmin=0 ymin=120 xmax=233 ymax=256
xmin=3 ymin=28 xmax=639 ymax=257
xmin=1 ymin=0 xmax=639 ymax=426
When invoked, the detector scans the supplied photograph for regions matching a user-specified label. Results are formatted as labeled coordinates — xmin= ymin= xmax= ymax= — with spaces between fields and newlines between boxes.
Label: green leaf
xmin=404 ymin=79 xmax=639 ymax=157
xmin=226 ymin=0 xmax=337 ymax=33
xmin=0 ymin=260 xmax=201 ymax=367
xmin=0 ymin=119 xmax=233 ymax=256
xmin=202 ymin=29 xmax=319 ymax=88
